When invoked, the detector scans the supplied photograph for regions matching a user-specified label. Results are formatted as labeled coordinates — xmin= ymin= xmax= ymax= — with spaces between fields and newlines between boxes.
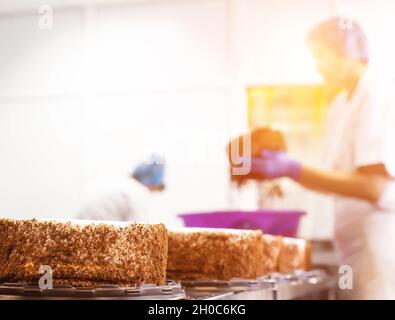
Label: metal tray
xmin=179 ymin=278 xmax=275 ymax=300
xmin=258 ymin=270 xmax=337 ymax=300
xmin=0 ymin=270 xmax=336 ymax=300
xmin=0 ymin=281 xmax=186 ymax=300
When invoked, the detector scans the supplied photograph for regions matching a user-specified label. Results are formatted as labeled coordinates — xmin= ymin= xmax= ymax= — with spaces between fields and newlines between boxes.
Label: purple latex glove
xmin=248 ymin=150 xmax=302 ymax=181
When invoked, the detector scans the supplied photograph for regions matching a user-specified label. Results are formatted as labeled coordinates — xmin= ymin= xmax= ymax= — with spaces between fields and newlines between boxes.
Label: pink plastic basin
xmin=178 ymin=210 xmax=305 ymax=237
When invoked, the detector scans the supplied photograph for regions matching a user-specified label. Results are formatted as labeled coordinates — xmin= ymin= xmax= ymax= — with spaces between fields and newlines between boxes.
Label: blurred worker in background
xmin=245 ymin=17 xmax=395 ymax=299
xmin=79 ymin=155 xmax=165 ymax=222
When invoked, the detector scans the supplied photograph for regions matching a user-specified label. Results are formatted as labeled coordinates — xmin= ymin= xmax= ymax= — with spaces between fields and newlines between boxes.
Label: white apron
xmin=79 ymin=177 xmax=150 ymax=222
xmin=323 ymin=71 xmax=395 ymax=299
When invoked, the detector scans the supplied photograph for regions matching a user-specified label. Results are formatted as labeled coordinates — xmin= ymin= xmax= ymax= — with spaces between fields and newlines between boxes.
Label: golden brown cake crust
xmin=167 ymin=229 xmax=265 ymax=281
xmin=0 ymin=218 xmax=168 ymax=287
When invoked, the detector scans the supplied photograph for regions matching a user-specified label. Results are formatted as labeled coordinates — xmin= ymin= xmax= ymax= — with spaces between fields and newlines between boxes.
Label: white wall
xmin=0 ymin=0 xmax=233 ymax=227
xmin=1 ymin=0 xmax=394 ymax=237
xmin=0 ymin=8 xmax=85 ymax=219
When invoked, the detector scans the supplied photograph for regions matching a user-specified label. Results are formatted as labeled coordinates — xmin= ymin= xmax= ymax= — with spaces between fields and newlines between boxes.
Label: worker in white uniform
xmin=79 ymin=155 xmax=165 ymax=222
xmin=245 ymin=17 xmax=395 ymax=299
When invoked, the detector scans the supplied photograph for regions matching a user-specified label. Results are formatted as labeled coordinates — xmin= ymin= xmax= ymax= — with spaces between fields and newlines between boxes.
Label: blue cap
xmin=131 ymin=155 xmax=165 ymax=189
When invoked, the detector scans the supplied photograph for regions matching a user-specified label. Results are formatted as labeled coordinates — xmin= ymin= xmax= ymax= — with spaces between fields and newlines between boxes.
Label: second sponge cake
xmin=167 ymin=228 xmax=312 ymax=281
xmin=261 ymin=234 xmax=312 ymax=275
xmin=167 ymin=228 xmax=265 ymax=281
xmin=261 ymin=234 xmax=284 ymax=274
xmin=278 ymin=237 xmax=312 ymax=274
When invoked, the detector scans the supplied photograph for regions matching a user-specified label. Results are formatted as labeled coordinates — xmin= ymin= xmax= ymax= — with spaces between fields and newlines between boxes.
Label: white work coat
xmin=323 ymin=70 xmax=395 ymax=299
xmin=78 ymin=177 xmax=150 ymax=222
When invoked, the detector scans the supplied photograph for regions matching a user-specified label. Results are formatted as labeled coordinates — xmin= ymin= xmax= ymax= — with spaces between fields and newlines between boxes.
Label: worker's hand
xmin=247 ymin=150 xmax=302 ymax=181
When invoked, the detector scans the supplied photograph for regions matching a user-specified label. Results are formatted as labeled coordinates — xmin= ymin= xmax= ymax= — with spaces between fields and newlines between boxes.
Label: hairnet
xmin=131 ymin=155 xmax=165 ymax=188
xmin=307 ymin=17 xmax=369 ymax=64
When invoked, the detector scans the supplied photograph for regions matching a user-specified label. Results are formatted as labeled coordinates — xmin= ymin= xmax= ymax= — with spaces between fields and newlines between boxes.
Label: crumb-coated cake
xmin=0 ymin=218 xmax=168 ymax=287
xmin=261 ymin=234 xmax=311 ymax=275
xmin=277 ymin=237 xmax=312 ymax=274
xmin=261 ymin=234 xmax=284 ymax=274
xmin=167 ymin=228 xmax=265 ymax=281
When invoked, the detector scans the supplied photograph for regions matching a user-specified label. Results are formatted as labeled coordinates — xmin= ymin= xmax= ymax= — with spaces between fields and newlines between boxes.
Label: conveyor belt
xmin=260 ymin=270 xmax=337 ymax=300
xmin=0 ymin=270 xmax=336 ymax=300
xmin=182 ymin=278 xmax=274 ymax=300
xmin=181 ymin=270 xmax=336 ymax=300
xmin=0 ymin=281 xmax=186 ymax=300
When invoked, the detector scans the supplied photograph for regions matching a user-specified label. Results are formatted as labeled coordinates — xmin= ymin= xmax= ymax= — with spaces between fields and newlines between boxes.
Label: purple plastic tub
xmin=178 ymin=210 xmax=305 ymax=237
